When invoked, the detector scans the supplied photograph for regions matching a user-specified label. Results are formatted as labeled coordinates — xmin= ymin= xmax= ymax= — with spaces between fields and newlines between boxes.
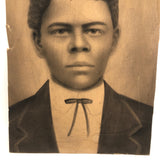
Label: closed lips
xmin=66 ymin=62 xmax=94 ymax=67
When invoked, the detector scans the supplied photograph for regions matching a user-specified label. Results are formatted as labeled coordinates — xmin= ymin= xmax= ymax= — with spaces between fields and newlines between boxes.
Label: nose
xmin=68 ymin=30 xmax=91 ymax=53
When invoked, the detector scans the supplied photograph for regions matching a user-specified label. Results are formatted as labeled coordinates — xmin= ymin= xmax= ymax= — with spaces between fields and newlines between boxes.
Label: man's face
xmin=36 ymin=0 xmax=118 ymax=90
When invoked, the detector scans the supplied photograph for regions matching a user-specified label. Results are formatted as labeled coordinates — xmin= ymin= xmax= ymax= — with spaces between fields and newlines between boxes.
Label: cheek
xmin=92 ymin=36 xmax=113 ymax=72
xmin=41 ymin=40 xmax=66 ymax=68
xmin=95 ymin=50 xmax=110 ymax=73
xmin=93 ymin=37 xmax=113 ymax=61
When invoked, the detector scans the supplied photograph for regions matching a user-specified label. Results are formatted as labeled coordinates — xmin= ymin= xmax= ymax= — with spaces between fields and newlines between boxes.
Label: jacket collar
xmin=16 ymin=80 xmax=59 ymax=152
xmin=98 ymin=81 xmax=143 ymax=154
xmin=101 ymin=81 xmax=142 ymax=135
xmin=16 ymin=80 xmax=142 ymax=153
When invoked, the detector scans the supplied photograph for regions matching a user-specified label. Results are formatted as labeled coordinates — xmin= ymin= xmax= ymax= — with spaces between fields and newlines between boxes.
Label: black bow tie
xmin=65 ymin=98 xmax=93 ymax=136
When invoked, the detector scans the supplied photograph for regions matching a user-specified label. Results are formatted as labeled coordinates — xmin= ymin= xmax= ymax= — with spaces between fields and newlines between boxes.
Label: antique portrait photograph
xmin=6 ymin=0 xmax=159 ymax=155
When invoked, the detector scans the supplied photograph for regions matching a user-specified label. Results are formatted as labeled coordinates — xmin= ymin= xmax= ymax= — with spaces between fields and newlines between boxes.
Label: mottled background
xmin=7 ymin=0 xmax=159 ymax=106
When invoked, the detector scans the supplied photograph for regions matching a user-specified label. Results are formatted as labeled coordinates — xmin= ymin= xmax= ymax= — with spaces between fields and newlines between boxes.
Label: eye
xmin=84 ymin=29 xmax=104 ymax=36
xmin=49 ymin=28 xmax=71 ymax=36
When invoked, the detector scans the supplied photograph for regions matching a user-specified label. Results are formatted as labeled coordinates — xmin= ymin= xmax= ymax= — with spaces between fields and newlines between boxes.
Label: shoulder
xmin=9 ymin=80 xmax=50 ymax=122
xmin=9 ymin=95 xmax=36 ymax=122
xmin=119 ymin=94 xmax=153 ymax=122
xmin=104 ymin=81 xmax=153 ymax=123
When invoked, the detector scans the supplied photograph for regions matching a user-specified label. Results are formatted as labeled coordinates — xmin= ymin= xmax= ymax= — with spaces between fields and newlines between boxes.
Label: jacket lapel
xmin=15 ymin=80 xmax=59 ymax=153
xmin=98 ymin=81 xmax=143 ymax=154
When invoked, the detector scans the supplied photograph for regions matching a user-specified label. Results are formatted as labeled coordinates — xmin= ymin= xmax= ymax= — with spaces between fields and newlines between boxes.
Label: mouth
xmin=66 ymin=62 xmax=95 ymax=68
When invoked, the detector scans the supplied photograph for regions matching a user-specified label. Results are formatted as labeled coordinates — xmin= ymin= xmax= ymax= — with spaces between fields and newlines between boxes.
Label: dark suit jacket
xmin=9 ymin=80 xmax=153 ymax=154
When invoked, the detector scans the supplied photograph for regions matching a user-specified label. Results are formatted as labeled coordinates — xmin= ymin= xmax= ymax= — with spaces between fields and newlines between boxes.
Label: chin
xmin=52 ymin=74 xmax=103 ymax=91
xmin=65 ymin=77 xmax=103 ymax=91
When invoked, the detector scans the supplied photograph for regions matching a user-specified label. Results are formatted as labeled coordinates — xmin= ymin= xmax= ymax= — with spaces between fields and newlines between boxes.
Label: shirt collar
xmin=49 ymin=79 xmax=105 ymax=114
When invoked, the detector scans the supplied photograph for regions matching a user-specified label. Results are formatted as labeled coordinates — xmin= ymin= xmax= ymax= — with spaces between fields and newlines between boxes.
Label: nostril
xmin=71 ymin=47 xmax=78 ymax=52
xmin=70 ymin=47 xmax=89 ymax=53
xmin=83 ymin=48 xmax=89 ymax=52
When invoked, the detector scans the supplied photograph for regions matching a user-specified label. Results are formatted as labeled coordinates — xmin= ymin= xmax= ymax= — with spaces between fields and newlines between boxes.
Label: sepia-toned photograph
xmin=7 ymin=0 xmax=159 ymax=155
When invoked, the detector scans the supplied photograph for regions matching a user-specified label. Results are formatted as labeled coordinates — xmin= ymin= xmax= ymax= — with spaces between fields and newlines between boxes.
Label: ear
xmin=32 ymin=30 xmax=44 ymax=58
xmin=112 ymin=26 xmax=120 ymax=51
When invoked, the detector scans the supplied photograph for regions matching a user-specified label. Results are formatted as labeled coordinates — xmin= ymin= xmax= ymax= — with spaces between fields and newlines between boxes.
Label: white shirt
xmin=49 ymin=80 xmax=105 ymax=153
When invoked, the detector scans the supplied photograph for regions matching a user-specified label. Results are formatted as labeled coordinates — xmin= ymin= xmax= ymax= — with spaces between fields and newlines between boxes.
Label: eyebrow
xmin=47 ymin=22 xmax=107 ymax=29
xmin=82 ymin=22 xmax=107 ymax=28
xmin=48 ymin=23 xmax=71 ymax=29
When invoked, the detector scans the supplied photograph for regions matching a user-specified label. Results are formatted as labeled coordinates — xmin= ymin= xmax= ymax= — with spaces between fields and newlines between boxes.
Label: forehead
xmin=42 ymin=0 xmax=112 ymax=26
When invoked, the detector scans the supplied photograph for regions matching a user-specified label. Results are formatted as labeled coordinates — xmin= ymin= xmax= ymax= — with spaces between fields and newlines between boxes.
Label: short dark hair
xmin=28 ymin=0 xmax=119 ymax=34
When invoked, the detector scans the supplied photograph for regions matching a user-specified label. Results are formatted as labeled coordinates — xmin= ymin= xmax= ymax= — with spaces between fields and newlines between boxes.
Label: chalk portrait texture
xmin=7 ymin=0 xmax=159 ymax=154
xmin=7 ymin=0 xmax=159 ymax=106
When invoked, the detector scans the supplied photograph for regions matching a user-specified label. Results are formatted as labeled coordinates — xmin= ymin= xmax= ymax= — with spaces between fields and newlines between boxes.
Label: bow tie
xmin=65 ymin=98 xmax=93 ymax=136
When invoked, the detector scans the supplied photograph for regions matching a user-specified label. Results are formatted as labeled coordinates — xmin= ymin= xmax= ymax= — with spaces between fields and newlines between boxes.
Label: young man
xmin=9 ymin=0 xmax=153 ymax=154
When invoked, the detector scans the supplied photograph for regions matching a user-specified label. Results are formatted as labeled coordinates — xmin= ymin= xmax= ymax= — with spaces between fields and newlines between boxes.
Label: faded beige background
xmin=7 ymin=0 xmax=159 ymax=106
